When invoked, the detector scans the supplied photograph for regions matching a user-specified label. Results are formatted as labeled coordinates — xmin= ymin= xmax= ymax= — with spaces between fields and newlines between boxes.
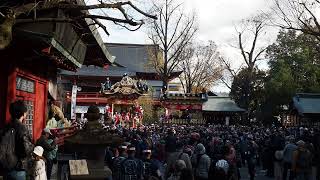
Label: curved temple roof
xmin=293 ymin=93 xmax=320 ymax=115
xmin=202 ymin=97 xmax=245 ymax=112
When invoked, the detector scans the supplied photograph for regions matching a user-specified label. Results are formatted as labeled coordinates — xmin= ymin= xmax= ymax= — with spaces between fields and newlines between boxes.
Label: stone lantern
xmin=64 ymin=105 xmax=123 ymax=179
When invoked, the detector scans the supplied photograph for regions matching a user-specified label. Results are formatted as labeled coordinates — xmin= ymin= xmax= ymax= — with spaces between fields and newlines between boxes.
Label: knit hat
xmin=195 ymin=143 xmax=206 ymax=155
xmin=33 ymin=146 xmax=44 ymax=157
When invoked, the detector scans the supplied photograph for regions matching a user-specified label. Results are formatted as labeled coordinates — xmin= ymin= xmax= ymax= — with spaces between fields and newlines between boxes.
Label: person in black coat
xmin=2 ymin=100 xmax=34 ymax=179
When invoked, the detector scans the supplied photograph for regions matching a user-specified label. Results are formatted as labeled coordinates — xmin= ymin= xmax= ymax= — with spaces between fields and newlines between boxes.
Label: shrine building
xmin=0 ymin=0 xmax=113 ymax=141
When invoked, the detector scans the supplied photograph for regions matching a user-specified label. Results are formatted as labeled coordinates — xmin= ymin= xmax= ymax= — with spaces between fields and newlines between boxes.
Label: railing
xmin=50 ymin=125 xmax=80 ymax=146
xmin=161 ymin=92 xmax=208 ymax=101
xmin=66 ymin=91 xmax=101 ymax=98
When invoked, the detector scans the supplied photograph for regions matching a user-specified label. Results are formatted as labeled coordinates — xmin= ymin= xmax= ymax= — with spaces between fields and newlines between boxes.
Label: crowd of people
xmin=1 ymin=101 xmax=320 ymax=180
xmin=102 ymin=104 xmax=144 ymax=129
xmin=104 ymin=123 xmax=320 ymax=180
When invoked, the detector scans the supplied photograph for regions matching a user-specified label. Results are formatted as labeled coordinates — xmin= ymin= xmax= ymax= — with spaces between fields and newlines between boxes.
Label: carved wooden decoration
xmin=101 ymin=75 xmax=148 ymax=99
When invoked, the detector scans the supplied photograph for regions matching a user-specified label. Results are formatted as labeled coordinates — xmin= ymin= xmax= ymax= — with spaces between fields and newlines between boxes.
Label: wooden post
xmin=111 ymin=104 xmax=114 ymax=117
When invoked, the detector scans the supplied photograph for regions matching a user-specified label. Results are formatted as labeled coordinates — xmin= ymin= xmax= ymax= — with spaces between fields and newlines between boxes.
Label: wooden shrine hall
xmin=202 ymin=96 xmax=245 ymax=125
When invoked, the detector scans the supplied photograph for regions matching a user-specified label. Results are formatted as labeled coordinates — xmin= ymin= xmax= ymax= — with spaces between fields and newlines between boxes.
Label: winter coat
xmin=36 ymin=136 xmax=56 ymax=160
xmin=191 ymin=154 xmax=211 ymax=179
xmin=283 ymin=143 xmax=297 ymax=163
xmin=10 ymin=119 xmax=34 ymax=170
xmin=165 ymin=151 xmax=192 ymax=178
xmin=165 ymin=135 xmax=177 ymax=153
xmin=45 ymin=139 xmax=58 ymax=160
xmin=33 ymin=159 xmax=47 ymax=180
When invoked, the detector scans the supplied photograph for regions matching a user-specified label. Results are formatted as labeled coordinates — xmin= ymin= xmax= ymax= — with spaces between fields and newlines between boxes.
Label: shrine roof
xmin=105 ymin=43 xmax=158 ymax=73
xmin=60 ymin=42 xmax=182 ymax=80
xmin=59 ymin=65 xmax=136 ymax=77
xmin=293 ymin=93 xmax=320 ymax=115
xmin=202 ymin=96 xmax=245 ymax=112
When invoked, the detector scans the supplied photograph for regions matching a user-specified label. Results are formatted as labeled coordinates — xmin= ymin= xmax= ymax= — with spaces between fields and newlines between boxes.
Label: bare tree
xmin=148 ymin=0 xmax=198 ymax=91
xmin=178 ymin=41 xmax=222 ymax=93
xmin=227 ymin=14 xmax=267 ymax=119
xmin=219 ymin=57 xmax=241 ymax=90
xmin=0 ymin=0 xmax=156 ymax=49
xmin=237 ymin=14 xmax=268 ymax=72
xmin=220 ymin=14 xmax=268 ymax=90
xmin=272 ymin=0 xmax=320 ymax=40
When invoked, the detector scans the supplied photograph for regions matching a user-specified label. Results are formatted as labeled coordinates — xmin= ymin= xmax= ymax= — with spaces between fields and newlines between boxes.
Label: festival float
xmin=100 ymin=73 xmax=149 ymax=128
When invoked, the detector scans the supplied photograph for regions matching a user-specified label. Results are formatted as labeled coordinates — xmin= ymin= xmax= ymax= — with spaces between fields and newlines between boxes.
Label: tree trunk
xmin=162 ymin=76 xmax=169 ymax=92
xmin=0 ymin=15 xmax=15 ymax=50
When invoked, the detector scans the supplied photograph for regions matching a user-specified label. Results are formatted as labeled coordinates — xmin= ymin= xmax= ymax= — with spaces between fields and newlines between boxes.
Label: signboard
xmin=71 ymin=85 xmax=77 ymax=120
xmin=69 ymin=160 xmax=89 ymax=175
xmin=16 ymin=76 xmax=35 ymax=93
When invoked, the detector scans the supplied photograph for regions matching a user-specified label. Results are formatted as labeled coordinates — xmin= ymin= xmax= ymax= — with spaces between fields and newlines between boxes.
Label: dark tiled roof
xmin=202 ymin=97 xmax=245 ymax=112
xmin=293 ymin=93 xmax=320 ymax=115
xmin=106 ymin=43 xmax=158 ymax=73
xmin=59 ymin=65 xmax=135 ymax=77
xmin=60 ymin=43 xmax=182 ymax=79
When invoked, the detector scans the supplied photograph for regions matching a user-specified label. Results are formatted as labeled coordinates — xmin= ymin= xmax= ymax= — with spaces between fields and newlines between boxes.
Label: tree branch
xmin=92 ymin=18 xmax=110 ymax=35
xmin=238 ymin=32 xmax=250 ymax=66
xmin=38 ymin=1 xmax=157 ymax=19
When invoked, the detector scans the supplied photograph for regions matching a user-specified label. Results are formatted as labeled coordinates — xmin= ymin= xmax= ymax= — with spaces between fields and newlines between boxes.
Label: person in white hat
xmin=32 ymin=146 xmax=47 ymax=180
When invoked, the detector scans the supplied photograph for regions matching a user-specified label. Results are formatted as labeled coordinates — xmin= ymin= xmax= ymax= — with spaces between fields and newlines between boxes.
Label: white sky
xmin=90 ymin=0 xmax=279 ymax=92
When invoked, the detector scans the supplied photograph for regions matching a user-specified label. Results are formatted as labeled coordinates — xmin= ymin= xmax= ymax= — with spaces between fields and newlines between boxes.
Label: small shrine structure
xmin=100 ymin=74 xmax=149 ymax=127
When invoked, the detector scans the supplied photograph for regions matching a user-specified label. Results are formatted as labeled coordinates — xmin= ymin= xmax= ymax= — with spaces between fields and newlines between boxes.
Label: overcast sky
xmin=91 ymin=0 xmax=279 ymax=92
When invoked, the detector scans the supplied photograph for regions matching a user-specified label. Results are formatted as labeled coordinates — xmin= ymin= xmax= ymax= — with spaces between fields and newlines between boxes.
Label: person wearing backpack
xmin=167 ymin=160 xmax=186 ymax=180
xmin=282 ymin=136 xmax=297 ymax=180
xmin=165 ymin=141 xmax=192 ymax=179
xmin=0 ymin=100 xmax=34 ymax=180
xmin=142 ymin=149 xmax=161 ymax=180
xmin=212 ymin=159 xmax=229 ymax=180
xmin=245 ymin=135 xmax=258 ymax=180
xmin=113 ymin=145 xmax=128 ymax=180
xmin=191 ymin=143 xmax=210 ymax=180
xmin=292 ymin=140 xmax=312 ymax=180
xmin=121 ymin=146 xmax=144 ymax=180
